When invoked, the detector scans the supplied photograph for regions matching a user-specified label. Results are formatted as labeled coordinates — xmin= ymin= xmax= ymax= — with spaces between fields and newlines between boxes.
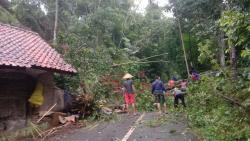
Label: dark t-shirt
xmin=152 ymin=79 xmax=166 ymax=94
xmin=123 ymin=80 xmax=134 ymax=94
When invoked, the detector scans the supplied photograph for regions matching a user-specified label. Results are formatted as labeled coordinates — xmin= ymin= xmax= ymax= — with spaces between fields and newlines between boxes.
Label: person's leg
xmin=127 ymin=104 xmax=131 ymax=114
xmin=132 ymin=103 xmax=136 ymax=115
xmin=154 ymin=94 xmax=161 ymax=113
xmin=157 ymin=103 xmax=161 ymax=114
xmin=174 ymin=95 xmax=179 ymax=108
xmin=180 ymin=95 xmax=186 ymax=107
xmin=123 ymin=94 xmax=128 ymax=112
xmin=156 ymin=95 xmax=162 ymax=113
xmin=124 ymin=94 xmax=130 ymax=114
xmin=162 ymin=103 xmax=167 ymax=113
xmin=160 ymin=94 xmax=167 ymax=113
xmin=130 ymin=94 xmax=137 ymax=115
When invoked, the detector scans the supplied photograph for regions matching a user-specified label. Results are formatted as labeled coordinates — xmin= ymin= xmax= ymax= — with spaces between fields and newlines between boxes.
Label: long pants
xmin=174 ymin=94 xmax=186 ymax=108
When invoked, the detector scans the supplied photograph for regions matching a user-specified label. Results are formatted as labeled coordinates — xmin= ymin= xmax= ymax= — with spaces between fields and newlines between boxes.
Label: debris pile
xmin=26 ymin=93 xmax=94 ymax=140
xmin=70 ymin=94 xmax=94 ymax=118
xmin=97 ymin=100 xmax=126 ymax=115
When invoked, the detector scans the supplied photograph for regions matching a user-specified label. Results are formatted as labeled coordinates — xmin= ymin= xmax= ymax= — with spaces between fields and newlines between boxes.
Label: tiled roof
xmin=0 ymin=23 xmax=76 ymax=74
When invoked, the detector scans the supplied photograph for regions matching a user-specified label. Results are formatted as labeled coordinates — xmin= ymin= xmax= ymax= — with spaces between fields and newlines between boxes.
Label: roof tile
xmin=0 ymin=23 xmax=76 ymax=73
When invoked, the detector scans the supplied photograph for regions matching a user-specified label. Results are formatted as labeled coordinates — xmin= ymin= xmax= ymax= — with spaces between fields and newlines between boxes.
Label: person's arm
xmin=161 ymin=82 xmax=166 ymax=92
xmin=121 ymin=87 xmax=125 ymax=94
xmin=132 ymin=85 xmax=136 ymax=93
xmin=180 ymin=91 xmax=186 ymax=94
xmin=122 ymin=82 xmax=127 ymax=93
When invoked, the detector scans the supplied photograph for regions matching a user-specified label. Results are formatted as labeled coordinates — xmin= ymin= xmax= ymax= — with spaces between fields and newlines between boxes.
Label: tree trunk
xmin=231 ymin=46 xmax=237 ymax=80
xmin=229 ymin=40 xmax=237 ymax=80
xmin=53 ymin=0 xmax=58 ymax=45
xmin=218 ymin=32 xmax=225 ymax=68
xmin=148 ymin=0 xmax=153 ymax=5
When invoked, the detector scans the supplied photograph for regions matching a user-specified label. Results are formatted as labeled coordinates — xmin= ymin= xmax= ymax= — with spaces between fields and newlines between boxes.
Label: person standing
xmin=152 ymin=76 xmax=167 ymax=114
xmin=172 ymin=86 xmax=186 ymax=108
xmin=122 ymin=73 xmax=137 ymax=115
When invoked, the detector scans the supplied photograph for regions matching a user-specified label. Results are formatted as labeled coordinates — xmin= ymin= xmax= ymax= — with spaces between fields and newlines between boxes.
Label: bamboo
xmin=178 ymin=18 xmax=190 ymax=77
xmin=37 ymin=103 xmax=57 ymax=123
xmin=112 ymin=60 xmax=169 ymax=67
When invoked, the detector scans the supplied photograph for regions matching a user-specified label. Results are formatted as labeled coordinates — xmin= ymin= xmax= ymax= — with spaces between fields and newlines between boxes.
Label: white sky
xmin=21 ymin=0 xmax=173 ymax=17
xmin=133 ymin=0 xmax=173 ymax=17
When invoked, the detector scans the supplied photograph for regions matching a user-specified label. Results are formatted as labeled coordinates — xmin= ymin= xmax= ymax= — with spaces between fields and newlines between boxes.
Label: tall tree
xmin=168 ymin=0 xmax=226 ymax=68
xmin=53 ymin=0 xmax=58 ymax=45
xmin=219 ymin=0 xmax=250 ymax=80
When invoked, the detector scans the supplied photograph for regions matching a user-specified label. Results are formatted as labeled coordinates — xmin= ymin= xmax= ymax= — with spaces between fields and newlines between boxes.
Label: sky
xmin=16 ymin=0 xmax=173 ymax=17
xmin=133 ymin=0 xmax=173 ymax=17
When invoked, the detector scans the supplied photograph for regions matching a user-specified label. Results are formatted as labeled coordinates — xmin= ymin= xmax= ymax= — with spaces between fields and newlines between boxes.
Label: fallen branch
xmin=40 ymin=122 xmax=71 ymax=141
xmin=215 ymin=92 xmax=250 ymax=112
xmin=138 ymin=52 xmax=168 ymax=62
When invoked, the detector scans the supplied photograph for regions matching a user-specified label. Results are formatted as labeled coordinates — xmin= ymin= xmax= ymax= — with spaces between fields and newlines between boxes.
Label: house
xmin=0 ymin=23 xmax=76 ymax=131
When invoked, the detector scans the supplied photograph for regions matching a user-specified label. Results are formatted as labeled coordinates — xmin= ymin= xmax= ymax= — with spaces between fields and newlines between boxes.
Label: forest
xmin=0 ymin=0 xmax=250 ymax=140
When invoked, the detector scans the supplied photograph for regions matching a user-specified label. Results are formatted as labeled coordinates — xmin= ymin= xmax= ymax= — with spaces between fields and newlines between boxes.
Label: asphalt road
xmin=48 ymin=112 xmax=199 ymax=141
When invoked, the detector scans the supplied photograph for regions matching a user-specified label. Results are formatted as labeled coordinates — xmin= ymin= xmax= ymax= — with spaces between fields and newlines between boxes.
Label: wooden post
xmin=178 ymin=18 xmax=190 ymax=77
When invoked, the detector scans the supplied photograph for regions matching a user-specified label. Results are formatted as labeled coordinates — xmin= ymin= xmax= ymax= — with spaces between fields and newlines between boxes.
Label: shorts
xmin=124 ymin=93 xmax=135 ymax=104
xmin=180 ymin=88 xmax=187 ymax=91
xmin=154 ymin=94 xmax=165 ymax=104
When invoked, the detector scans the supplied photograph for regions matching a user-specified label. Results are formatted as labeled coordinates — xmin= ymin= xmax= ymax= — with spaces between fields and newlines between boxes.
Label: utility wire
xmin=112 ymin=60 xmax=169 ymax=67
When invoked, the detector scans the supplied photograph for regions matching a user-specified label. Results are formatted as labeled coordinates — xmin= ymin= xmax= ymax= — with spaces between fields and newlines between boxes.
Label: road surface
xmin=48 ymin=112 xmax=199 ymax=141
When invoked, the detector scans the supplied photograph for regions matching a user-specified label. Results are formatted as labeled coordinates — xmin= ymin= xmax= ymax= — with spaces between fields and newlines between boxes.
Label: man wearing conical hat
xmin=122 ymin=73 xmax=137 ymax=115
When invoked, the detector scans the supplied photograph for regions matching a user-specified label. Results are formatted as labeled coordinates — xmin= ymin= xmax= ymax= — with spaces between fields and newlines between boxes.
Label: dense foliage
xmin=187 ymin=75 xmax=250 ymax=140
xmin=0 ymin=0 xmax=250 ymax=140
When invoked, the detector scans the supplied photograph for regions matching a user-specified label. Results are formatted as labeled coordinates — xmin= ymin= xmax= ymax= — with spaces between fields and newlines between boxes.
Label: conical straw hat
xmin=122 ymin=73 xmax=133 ymax=79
